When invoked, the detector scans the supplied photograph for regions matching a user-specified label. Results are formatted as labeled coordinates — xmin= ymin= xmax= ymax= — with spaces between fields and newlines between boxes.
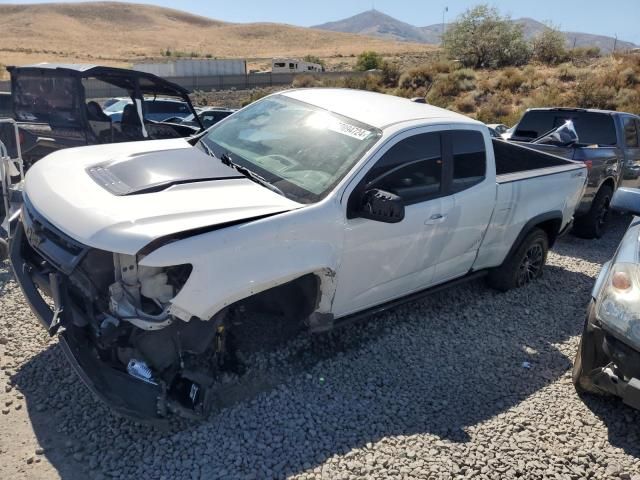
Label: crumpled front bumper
xmin=9 ymin=218 xmax=167 ymax=421
xmin=582 ymin=302 xmax=640 ymax=410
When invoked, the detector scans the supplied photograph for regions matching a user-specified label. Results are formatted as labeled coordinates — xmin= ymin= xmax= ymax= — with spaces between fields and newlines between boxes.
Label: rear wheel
xmin=573 ymin=185 xmax=612 ymax=239
xmin=487 ymin=228 xmax=549 ymax=292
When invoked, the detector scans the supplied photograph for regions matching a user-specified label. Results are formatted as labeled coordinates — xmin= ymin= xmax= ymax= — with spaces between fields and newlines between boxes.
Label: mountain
xmin=315 ymin=10 xmax=637 ymax=53
xmin=314 ymin=10 xmax=441 ymax=44
xmin=0 ymin=2 xmax=428 ymax=70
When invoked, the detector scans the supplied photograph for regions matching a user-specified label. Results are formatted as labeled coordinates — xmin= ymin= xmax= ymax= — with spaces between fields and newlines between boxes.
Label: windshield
xmin=513 ymin=110 xmax=617 ymax=146
xmin=200 ymin=95 xmax=382 ymax=203
xmin=104 ymin=99 xmax=131 ymax=113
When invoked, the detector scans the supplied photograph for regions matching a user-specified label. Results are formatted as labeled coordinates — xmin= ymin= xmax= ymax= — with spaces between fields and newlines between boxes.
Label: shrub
xmin=292 ymin=75 xmax=321 ymax=88
xmin=572 ymin=77 xmax=617 ymax=109
xmin=532 ymin=25 xmax=568 ymax=65
xmin=618 ymin=67 xmax=640 ymax=88
xmin=567 ymin=46 xmax=601 ymax=63
xmin=557 ymin=63 xmax=578 ymax=82
xmin=453 ymin=94 xmax=477 ymax=113
xmin=476 ymin=92 xmax=514 ymax=123
xmin=355 ymin=51 xmax=384 ymax=71
xmin=443 ymin=4 xmax=532 ymax=68
xmin=494 ymin=67 xmax=525 ymax=92
xmin=398 ymin=66 xmax=435 ymax=92
xmin=615 ymin=88 xmax=640 ymax=114
xmin=381 ymin=61 xmax=401 ymax=87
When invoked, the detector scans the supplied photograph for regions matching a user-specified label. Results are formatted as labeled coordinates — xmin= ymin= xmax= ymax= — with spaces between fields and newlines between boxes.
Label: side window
xmin=366 ymin=133 xmax=443 ymax=205
xmin=452 ymin=130 xmax=487 ymax=192
xmin=624 ymin=117 xmax=639 ymax=147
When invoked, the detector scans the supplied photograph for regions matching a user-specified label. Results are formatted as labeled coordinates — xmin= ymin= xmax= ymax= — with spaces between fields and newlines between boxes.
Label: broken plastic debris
xmin=522 ymin=361 xmax=532 ymax=369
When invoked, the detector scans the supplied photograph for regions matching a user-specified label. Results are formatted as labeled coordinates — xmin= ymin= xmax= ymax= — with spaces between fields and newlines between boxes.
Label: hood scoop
xmin=87 ymin=147 xmax=244 ymax=196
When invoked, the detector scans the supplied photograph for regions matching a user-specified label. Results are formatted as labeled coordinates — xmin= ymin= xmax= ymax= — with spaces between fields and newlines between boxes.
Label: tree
xmin=443 ymin=5 xmax=531 ymax=68
xmin=355 ymin=51 xmax=383 ymax=71
xmin=532 ymin=24 xmax=568 ymax=64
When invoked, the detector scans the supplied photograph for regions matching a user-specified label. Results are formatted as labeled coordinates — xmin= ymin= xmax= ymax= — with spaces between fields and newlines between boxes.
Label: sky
xmin=2 ymin=0 xmax=639 ymax=44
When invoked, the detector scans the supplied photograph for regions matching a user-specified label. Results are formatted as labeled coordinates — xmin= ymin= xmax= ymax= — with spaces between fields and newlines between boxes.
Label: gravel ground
xmin=1 ymin=214 xmax=640 ymax=480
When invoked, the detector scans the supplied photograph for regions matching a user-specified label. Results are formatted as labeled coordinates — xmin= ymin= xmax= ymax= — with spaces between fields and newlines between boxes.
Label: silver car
xmin=573 ymin=187 xmax=640 ymax=408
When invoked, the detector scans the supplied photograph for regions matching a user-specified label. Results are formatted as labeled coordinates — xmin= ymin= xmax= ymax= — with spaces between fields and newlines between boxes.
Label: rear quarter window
xmin=451 ymin=130 xmax=486 ymax=192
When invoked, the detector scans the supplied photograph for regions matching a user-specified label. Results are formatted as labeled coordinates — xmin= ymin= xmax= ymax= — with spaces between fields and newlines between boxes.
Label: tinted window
xmin=623 ymin=117 xmax=639 ymax=147
xmin=146 ymin=101 xmax=187 ymax=114
xmin=514 ymin=110 xmax=617 ymax=146
xmin=452 ymin=130 xmax=486 ymax=192
xmin=367 ymin=133 xmax=442 ymax=204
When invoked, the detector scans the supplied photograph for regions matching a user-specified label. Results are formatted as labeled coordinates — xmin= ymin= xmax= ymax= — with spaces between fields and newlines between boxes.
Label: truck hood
xmin=24 ymin=139 xmax=302 ymax=254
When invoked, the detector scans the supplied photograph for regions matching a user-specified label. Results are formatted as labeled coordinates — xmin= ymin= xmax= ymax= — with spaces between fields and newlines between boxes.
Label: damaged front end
xmin=10 ymin=199 xmax=228 ymax=421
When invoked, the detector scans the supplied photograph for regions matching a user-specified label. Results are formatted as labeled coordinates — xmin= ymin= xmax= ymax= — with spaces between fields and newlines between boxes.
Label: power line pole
xmin=613 ymin=34 xmax=618 ymax=54
xmin=442 ymin=6 xmax=448 ymax=44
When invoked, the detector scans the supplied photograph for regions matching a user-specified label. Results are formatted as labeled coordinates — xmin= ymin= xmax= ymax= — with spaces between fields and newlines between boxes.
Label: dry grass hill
xmin=0 ymin=1 xmax=431 ymax=78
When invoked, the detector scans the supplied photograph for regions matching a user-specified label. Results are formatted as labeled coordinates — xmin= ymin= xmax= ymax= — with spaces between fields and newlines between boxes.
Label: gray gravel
xmin=2 ymin=214 xmax=640 ymax=480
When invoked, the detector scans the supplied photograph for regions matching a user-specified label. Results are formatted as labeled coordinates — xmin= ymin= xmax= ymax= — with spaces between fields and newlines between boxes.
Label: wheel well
xmin=600 ymin=178 xmax=615 ymax=193
xmin=534 ymin=218 xmax=562 ymax=247
xmin=229 ymin=273 xmax=320 ymax=326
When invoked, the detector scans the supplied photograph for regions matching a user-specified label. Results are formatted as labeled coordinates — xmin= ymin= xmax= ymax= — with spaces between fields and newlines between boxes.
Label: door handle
xmin=425 ymin=213 xmax=447 ymax=225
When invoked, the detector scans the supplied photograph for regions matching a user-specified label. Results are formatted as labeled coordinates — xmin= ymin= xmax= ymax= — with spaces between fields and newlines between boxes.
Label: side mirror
xmin=611 ymin=187 xmax=640 ymax=216
xmin=358 ymin=189 xmax=405 ymax=224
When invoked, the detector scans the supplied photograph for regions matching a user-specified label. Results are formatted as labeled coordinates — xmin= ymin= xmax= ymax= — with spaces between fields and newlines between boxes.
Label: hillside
xmin=314 ymin=10 xmax=441 ymax=44
xmin=315 ymin=10 xmax=637 ymax=53
xmin=0 ymin=2 xmax=430 ymax=75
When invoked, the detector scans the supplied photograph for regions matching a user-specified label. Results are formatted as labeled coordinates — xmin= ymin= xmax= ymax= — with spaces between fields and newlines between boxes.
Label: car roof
xmin=7 ymin=63 xmax=191 ymax=97
xmin=280 ymin=88 xmax=479 ymax=129
xmin=524 ymin=107 xmax=636 ymax=117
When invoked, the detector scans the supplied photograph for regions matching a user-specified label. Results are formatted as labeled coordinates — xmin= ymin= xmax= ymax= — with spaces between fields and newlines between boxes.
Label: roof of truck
xmin=524 ymin=107 xmax=637 ymax=117
xmin=281 ymin=88 xmax=479 ymax=129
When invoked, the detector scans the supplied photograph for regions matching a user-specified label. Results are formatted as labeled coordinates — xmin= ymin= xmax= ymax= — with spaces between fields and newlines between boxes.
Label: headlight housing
xmin=596 ymin=262 xmax=640 ymax=350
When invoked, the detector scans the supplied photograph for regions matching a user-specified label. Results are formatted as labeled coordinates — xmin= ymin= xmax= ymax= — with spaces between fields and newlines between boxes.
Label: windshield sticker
xmin=329 ymin=121 xmax=372 ymax=140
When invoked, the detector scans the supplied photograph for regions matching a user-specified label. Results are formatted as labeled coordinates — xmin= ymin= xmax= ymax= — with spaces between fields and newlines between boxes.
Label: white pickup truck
xmin=9 ymin=89 xmax=587 ymax=420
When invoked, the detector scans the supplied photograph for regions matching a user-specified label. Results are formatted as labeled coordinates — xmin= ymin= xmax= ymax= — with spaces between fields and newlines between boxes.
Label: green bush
xmin=355 ymin=51 xmax=384 ymax=71
xmin=532 ymin=25 xmax=568 ymax=65
xmin=443 ymin=4 xmax=532 ymax=68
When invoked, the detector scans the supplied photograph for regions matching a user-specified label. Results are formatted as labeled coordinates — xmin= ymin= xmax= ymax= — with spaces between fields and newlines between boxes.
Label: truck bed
xmin=493 ymin=138 xmax=584 ymax=183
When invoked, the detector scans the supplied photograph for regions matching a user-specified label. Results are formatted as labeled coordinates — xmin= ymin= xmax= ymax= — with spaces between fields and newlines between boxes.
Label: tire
xmin=487 ymin=228 xmax=548 ymax=292
xmin=0 ymin=238 xmax=7 ymax=262
xmin=573 ymin=185 xmax=613 ymax=239
xmin=572 ymin=302 xmax=609 ymax=395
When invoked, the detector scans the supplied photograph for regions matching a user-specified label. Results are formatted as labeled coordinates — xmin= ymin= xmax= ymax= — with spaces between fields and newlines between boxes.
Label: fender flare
xmin=502 ymin=210 xmax=563 ymax=262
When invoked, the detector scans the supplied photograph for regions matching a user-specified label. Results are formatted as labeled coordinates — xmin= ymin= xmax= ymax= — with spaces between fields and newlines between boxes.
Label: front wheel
xmin=487 ymin=228 xmax=549 ymax=292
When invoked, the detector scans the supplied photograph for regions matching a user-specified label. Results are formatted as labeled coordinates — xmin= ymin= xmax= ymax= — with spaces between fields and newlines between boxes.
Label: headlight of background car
xmin=596 ymin=262 xmax=640 ymax=350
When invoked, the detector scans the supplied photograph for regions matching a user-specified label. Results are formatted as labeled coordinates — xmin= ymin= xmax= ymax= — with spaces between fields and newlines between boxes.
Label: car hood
xmin=24 ymin=138 xmax=302 ymax=254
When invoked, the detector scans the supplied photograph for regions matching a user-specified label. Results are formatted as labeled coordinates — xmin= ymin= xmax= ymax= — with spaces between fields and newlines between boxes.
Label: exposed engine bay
xmin=12 ymin=202 xmax=239 ymax=420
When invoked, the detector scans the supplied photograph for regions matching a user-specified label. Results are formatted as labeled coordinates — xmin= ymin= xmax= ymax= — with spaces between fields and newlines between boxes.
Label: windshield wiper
xmin=219 ymin=152 xmax=285 ymax=197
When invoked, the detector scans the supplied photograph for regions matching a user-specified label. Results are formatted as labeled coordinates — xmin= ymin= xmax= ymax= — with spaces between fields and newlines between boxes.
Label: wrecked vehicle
xmin=509 ymin=108 xmax=640 ymax=238
xmin=7 ymin=63 xmax=202 ymax=167
xmin=573 ymin=187 xmax=640 ymax=409
xmin=10 ymin=89 xmax=588 ymax=420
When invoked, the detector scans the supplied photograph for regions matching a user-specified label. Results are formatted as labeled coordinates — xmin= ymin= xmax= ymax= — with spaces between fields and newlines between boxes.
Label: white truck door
xmin=332 ymin=131 xmax=454 ymax=317
xmin=434 ymin=129 xmax=496 ymax=281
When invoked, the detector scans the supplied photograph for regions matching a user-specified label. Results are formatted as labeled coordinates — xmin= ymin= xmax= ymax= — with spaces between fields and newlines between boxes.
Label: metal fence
xmin=0 ymin=71 xmax=372 ymax=98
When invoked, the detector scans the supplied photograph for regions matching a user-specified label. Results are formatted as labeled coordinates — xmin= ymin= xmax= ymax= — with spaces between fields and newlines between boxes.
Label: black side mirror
xmin=358 ymin=188 xmax=405 ymax=223
xmin=611 ymin=187 xmax=640 ymax=216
